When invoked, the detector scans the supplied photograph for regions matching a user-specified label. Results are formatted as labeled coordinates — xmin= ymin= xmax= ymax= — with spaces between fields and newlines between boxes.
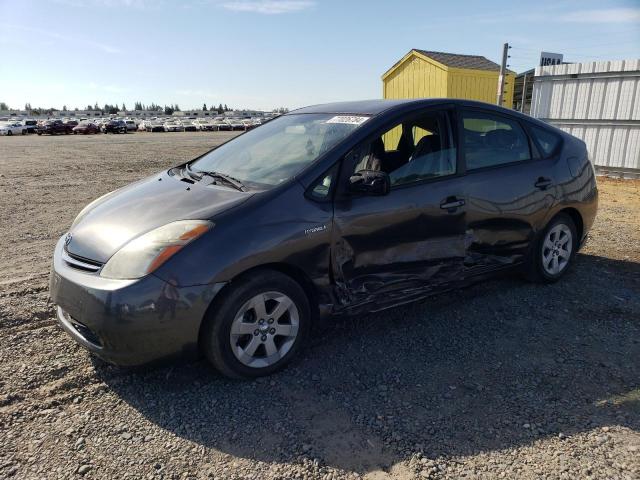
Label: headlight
xmin=100 ymin=220 xmax=213 ymax=279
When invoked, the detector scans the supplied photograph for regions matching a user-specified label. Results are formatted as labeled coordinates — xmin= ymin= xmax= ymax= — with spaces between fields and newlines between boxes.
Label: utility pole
xmin=520 ymin=73 xmax=528 ymax=113
xmin=497 ymin=42 xmax=510 ymax=106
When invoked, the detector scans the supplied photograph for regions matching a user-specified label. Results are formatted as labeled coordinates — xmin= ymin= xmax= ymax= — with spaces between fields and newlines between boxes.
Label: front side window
xmin=462 ymin=111 xmax=531 ymax=170
xmin=349 ymin=110 xmax=456 ymax=187
xmin=309 ymin=164 xmax=339 ymax=200
xmin=192 ymin=114 xmax=368 ymax=188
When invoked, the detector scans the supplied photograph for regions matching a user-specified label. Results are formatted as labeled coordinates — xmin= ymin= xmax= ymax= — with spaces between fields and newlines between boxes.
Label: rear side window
xmin=462 ymin=111 xmax=531 ymax=170
xmin=529 ymin=125 xmax=561 ymax=157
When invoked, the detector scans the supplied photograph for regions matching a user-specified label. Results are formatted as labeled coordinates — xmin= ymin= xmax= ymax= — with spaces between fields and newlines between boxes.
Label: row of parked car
xmin=139 ymin=117 xmax=259 ymax=133
xmin=0 ymin=116 xmax=268 ymax=136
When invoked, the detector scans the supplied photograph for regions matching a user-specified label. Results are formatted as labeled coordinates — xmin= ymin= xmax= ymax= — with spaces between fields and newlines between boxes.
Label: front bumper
xmin=49 ymin=236 xmax=225 ymax=366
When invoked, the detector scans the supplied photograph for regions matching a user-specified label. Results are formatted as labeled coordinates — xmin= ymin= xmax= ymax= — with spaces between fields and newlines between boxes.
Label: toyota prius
xmin=50 ymin=99 xmax=598 ymax=378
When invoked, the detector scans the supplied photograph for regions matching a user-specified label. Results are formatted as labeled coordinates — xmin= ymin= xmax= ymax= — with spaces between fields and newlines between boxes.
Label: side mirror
xmin=348 ymin=169 xmax=391 ymax=196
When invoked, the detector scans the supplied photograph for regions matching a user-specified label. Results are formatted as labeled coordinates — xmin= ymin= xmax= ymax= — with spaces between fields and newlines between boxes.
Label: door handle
xmin=440 ymin=197 xmax=465 ymax=210
xmin=534 ymin=177 xmax=553 ymax=189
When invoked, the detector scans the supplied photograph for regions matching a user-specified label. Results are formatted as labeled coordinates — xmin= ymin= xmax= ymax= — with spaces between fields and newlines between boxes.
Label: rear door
xmin=332 ymin=107 xmax=469 ymax=312
xmin=458 ymin=108 xmax=557 ymax=275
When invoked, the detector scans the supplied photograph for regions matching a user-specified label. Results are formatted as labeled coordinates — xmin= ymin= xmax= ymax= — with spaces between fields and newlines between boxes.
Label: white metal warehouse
xmin=530 ymin=59 xmax=640 ymax=175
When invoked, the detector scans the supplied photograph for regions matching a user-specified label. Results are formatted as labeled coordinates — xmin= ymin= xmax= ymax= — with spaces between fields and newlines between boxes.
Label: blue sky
xmin=0 ymin=0 xmax=638 ymax=111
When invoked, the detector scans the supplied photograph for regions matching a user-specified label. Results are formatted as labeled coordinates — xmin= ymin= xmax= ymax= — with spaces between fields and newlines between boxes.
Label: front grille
xmin=62 ymin=248 xmax=103 ymax=273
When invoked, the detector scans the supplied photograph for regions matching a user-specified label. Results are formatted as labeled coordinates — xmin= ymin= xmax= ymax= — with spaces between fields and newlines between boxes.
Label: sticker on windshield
xmin=326 ymin=115 xmax=369 ymax=125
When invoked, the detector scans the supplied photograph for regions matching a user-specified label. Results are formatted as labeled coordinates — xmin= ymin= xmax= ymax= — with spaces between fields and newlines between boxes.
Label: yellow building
xmin=382 ymin=49 xmax=515 ymax=108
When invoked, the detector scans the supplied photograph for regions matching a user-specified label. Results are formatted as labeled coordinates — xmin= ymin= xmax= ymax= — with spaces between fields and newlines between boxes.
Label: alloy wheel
xmin=542 ymin=224 xmax=573 ymax=275
xmin=229 ymin=291 xmax=299 ymax=368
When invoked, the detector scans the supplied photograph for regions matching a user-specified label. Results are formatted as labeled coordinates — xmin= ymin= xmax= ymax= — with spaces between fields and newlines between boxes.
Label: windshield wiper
xmin=186 ymin=164 xmax=247 ymax=192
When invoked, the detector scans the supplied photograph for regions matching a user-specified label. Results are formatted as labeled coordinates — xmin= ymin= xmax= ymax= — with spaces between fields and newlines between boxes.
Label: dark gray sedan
xmin=50 ymin=99 xmax=598 ymax=378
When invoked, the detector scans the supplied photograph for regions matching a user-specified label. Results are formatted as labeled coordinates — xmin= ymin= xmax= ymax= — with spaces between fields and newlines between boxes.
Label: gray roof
xmin=292 ymin=98 xmax=507 ymax=116
xmin=414 ymin=49 xmax=502 ymax=72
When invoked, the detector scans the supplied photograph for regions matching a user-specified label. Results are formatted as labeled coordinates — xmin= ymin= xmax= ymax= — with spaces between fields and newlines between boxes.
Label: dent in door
xmin=332 ymin=219 xmax=469 ymax=312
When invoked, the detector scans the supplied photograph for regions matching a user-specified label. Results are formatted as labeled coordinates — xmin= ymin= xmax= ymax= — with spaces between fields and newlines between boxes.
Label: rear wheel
xmin=524 ymin=213 xmax=577 ymax=283
xmin=7 ymin=131 xmax=12 ymax=136
xmin=201 ymin=270 xmax=311 ymax=379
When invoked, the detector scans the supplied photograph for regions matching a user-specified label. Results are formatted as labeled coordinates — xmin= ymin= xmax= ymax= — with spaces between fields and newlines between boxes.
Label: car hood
xmin=65 ymin=170 xmax=253 ymax=263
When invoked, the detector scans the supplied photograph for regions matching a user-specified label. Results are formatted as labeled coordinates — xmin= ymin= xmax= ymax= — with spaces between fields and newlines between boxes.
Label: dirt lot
xmin=0 ymin=132 xmax=638 ymax=480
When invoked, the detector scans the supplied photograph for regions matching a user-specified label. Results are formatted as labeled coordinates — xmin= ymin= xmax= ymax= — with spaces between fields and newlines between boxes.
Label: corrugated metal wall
xmin=531 ymin=59 xmax=640 ymax=172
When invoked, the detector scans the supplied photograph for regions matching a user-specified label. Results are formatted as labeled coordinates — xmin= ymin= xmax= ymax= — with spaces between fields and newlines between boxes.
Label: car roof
xmin=290 ymin=99 xmax=426 ymax=115
xmin=291 ymin=98 xmax=504 ymax=115
xmin=288 ymin=98 xmax=554 ymax=127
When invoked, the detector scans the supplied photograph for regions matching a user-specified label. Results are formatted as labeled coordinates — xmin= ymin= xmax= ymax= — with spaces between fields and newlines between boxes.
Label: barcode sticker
xmin=326 ymin=115 xmax=369 ymax=125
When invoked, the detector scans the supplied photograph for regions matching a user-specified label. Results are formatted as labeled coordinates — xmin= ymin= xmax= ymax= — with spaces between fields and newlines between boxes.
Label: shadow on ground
xmin=96 ymin=253 xmax=640 ymax=474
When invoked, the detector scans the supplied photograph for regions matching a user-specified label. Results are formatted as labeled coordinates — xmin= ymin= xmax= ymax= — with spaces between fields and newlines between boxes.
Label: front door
xmin=331 ymin=108 xmax=469 ymax=312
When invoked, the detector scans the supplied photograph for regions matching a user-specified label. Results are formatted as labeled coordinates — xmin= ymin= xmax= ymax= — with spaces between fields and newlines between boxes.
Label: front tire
xmin=524 ymin=213 xmax=577 ymax=283
xmin=201 ymin=270 xmax=311 ymax=379
xmin=7 ymin=130 xmax=12 ymax=136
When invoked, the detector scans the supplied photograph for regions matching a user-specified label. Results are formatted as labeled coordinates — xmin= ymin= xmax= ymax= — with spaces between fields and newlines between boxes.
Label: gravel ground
xmin=0 ymin=132 xmax=638 ymax=480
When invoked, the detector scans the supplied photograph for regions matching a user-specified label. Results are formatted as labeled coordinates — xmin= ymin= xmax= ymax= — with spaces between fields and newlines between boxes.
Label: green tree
xmin=25 ymin=102 xmax=32 ymax=111
xmin=62 ymin=105 xmax=68 ymax=111
xmin=164 ymin=105 xmax=174 ymax=115
xmin=202 ymin=103 xmax=207 ymax=111
xmin=94 ymin=102 xmax=100 ymax=111
xmin=224 ymin=104 xmax=229 ymax=111
xmin=217 ymin=103 xmax=223 ymax=114
xmin=122 ymin=103 xmax=127 ymax=111
xmin=0 ymin=102 xmax=8 ymax=110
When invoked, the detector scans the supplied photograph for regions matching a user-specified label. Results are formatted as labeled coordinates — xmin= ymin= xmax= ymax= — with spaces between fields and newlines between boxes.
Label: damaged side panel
xmin=331 ymin=177 xmax=469 ymax=313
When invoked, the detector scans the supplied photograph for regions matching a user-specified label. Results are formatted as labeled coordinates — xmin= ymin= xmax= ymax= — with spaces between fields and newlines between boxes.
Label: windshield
xmin=191 ymin=113 xmax=368 ymax=188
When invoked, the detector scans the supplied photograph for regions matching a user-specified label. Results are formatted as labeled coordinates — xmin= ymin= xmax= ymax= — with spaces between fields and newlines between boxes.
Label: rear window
xmin=530 ymin=125 xmax=562 ymax=157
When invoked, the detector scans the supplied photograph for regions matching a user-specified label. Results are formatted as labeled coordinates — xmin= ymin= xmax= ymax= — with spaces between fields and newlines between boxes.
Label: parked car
xmin=212 ymin=117 xmax=231 ymax=131
xmin=37 ymin=120 xmax=73 ymax=135
xmin=146 ymin=121 xmax=165 ymax=132
xmin=181 ymin=120 xmax=198 ymax=132
xmin=163 ymin=120 xmax=184 ymax=132
xmin=49 ymin=99 xmax=598 ymax=379
xmin=226 ymin=118 xmax=245 ymax=131
xmin=23 ymin=119 xmax=39 ymax=134
xmin=72 ymin=122 xmax=101 ymax=134
xmin=65 ymin=120 xmax=79 ymax=128
xmin=0 ymin=121 xmax=27 ymax=135
xmin=102 ymin=120 xmax=128 ymax=134
xmin=193 ymin=119 xmax=214 ymax=131
xmin=124 ymin=120 xmax=137 ymax=132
